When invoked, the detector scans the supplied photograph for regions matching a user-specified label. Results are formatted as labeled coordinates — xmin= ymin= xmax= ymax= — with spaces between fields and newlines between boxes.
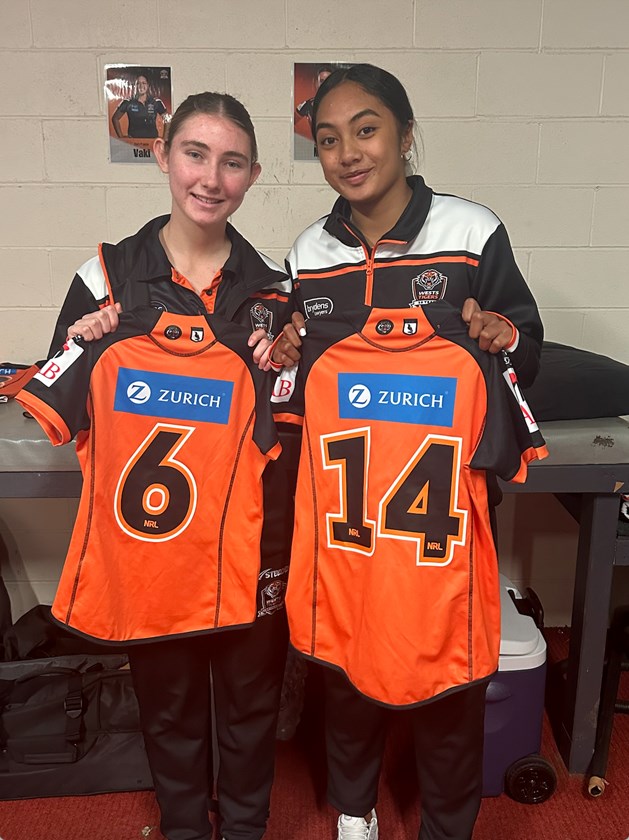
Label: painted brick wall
xmin=1 ymin=0 xmax=628 ymax=623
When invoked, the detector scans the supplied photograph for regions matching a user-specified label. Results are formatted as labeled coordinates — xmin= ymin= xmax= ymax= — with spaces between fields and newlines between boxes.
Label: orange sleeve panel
xmin=510 ymin=443 xmax=550 ymax=483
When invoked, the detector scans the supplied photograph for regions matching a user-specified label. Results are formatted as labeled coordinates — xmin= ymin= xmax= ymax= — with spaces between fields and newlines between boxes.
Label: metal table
xmin=497 ymin=415 xmax=629 ymax=773
xmin=1 ymin=400 xmax=82 ymax=498
xmin=2 ymin=400 xmax=629 ymax=773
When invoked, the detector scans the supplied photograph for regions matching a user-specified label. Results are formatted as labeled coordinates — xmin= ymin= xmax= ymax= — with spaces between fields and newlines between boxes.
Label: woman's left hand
xmin=462 ymin=297 xmax=514 ymax=353
xmin=248 ymin=328 xmax=274 ymax=371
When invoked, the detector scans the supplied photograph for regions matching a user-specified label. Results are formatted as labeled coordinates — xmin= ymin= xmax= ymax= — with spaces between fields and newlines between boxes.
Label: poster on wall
xmin=105 ymin=64 xmax=173 ymax=164
xmin=293 ymin=62 xmax=353 ymax=161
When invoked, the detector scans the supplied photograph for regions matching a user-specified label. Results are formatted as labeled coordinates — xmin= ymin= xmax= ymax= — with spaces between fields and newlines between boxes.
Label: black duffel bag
xmin=0 ymin=623 xmax=153 ymax=799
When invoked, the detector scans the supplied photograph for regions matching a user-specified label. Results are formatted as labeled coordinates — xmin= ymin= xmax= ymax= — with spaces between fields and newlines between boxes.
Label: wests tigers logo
xmin=409 ymin=269 xmax=448 ymax=306
xmin=250 ymin=303 xmax=274 ymax=339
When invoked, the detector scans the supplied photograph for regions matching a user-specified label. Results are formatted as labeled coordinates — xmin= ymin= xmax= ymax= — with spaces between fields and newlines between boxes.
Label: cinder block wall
xmin=1 ymin=0 xmax=628 ymax=622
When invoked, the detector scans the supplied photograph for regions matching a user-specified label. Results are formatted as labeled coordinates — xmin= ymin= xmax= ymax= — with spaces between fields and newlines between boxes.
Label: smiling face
xmin=135 ymin=75 xmax=149 ymax=98
xmin=154 ymin=112 xmax=261 ymax=232
xmin=314 ymin=80 xmax=412 ymax=218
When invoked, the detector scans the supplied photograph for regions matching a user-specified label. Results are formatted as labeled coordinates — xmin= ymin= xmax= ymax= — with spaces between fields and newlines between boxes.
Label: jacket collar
xmin=323 ymin=175 xmax=434 ymax=247
xmin=116 ymin=216 xmax=284 ymax=292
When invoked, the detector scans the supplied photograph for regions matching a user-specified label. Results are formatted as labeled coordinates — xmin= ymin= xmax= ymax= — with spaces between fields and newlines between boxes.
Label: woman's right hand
xmin=66 ymin=302 xmax=123 ymax=342
xmin=271 ymin=311 xmax=307 ymax=367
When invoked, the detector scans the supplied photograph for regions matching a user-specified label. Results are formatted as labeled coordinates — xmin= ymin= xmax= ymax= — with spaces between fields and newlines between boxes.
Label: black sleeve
xmin=270 ymin=284 xmax=297 ymax=337
xmin=251 ymin=368 xmax=281 ymax=455
xmin=473 ymin=224 xmax=543 ymax=389
xmin=18 ymin=339 xmax=93 ymax=444
xmin=296 ymin=99 xmax=312 ymax=118
xmin=113 ymin=99 xmax=130 ymax=118
xmin=286 ymin=259 xmax=306 ymax=318
xmin=471 ymin=350 xmax=547 ymax=482
xmin=46 ymin=272 xmax=102 ymax=361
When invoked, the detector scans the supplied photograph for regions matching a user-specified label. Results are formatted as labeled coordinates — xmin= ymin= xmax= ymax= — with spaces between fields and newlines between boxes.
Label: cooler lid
xmin=498 ymin=574 xmax=541 ymax=657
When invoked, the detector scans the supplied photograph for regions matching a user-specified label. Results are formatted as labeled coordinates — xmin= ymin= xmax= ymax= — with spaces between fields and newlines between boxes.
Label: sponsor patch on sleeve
xmin=271 ymin=365 xmax=298 ymax=403
xmin=34 ymin=340 xmax=85 ymax=387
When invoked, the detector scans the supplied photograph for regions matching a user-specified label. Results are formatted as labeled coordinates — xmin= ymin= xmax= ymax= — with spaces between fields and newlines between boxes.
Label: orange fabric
xmin=17 ymin=312 xmax=279 ymax=643
xmin=171 ymin=267 xmax=223 ymax=314
xmin=0 ymin=365 xmax=39 ymax=399
xmin=297 ymin=255 xmax=480 ymax=282
xmin=285 ymin=307 xmax=547 ymax=708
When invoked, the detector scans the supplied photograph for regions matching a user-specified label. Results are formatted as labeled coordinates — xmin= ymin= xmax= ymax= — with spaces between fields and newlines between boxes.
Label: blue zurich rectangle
xmin=114 ymin=368 xmax=233 ymax=424
xmin=338 ymin=372 xmax=456 ymax=427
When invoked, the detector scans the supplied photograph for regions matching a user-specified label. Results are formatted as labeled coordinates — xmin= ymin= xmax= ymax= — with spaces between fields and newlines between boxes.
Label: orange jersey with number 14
xmin=279 ymin=303 xmax=547 ymax=707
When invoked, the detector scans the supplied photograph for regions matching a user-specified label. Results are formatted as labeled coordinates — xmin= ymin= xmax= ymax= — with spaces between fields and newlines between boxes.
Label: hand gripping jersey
xmin=17 ymin=308 xmax=281 ymax=644
xmin=280 ymin=303 xmax=548 ymax=708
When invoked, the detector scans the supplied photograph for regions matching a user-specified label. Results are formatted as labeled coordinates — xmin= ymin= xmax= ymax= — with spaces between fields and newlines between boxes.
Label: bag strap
xmin=64 ymin=672 xmax=84 ymax=744
xmin=15 ymin=666 xmax=81 ymax=684
xmin=11 ymin=668 xmax=85 ymax=744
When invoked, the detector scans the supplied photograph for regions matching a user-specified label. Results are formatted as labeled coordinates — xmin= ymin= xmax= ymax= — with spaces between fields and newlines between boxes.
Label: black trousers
xmin=127 ymin=440 xmax=298 ymax=840
xmin=324 ymin=669 xmax=488 ymax=840
xmin=129 ymin=611 xmax=287 ymax=840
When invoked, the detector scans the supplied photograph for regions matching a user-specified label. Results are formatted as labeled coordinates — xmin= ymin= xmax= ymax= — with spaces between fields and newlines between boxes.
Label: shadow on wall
xmin=0 ymin=520 xmax=37 ymax=632
xmin=496 ymin=493 xmax=578 ymax=627
xmin=497 ymin=493 xmax=629 ymax=626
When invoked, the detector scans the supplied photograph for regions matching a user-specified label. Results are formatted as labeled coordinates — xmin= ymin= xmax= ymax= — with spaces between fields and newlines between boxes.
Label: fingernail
xmin=299 ymin=328 xmax=307 ymax=337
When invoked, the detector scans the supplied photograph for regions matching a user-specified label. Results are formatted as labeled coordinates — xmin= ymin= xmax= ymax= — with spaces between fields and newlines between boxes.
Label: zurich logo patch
xmin=338 ymin=372 xmax=456 ymax=426
xmin=114 ymin=368 xmax=234 ymax=425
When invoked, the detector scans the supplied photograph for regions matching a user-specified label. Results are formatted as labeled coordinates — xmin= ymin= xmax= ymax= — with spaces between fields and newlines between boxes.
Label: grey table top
xmin=2 ymin=399 xmax=629 ymax=494
xmin=1 ymin=399 xmax=79 ymax=473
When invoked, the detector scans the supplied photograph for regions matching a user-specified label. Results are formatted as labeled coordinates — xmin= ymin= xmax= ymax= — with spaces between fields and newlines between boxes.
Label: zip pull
xmin=364 ymin=246 xmax=377 ymax=306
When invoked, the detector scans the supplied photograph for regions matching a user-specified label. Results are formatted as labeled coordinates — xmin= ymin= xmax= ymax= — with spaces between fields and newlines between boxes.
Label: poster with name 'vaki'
xmin=105 ymin=65 xmax=172 ymax=164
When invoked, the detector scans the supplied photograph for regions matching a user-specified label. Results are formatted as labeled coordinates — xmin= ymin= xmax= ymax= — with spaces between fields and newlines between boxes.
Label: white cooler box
xmin=482 ymin=574 xmax=557 ymax=803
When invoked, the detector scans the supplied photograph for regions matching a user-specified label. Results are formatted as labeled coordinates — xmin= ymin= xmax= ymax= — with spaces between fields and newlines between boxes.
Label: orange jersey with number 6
xmin=17 ymin=308 xmax=280 ymax=643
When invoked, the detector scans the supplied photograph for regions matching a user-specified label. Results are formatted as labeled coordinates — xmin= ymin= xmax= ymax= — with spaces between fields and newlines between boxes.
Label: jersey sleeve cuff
xmin=485 ymin=311 xmax=518 ymax=351
xmin=268 ymin=333 xmax=284 ymax=372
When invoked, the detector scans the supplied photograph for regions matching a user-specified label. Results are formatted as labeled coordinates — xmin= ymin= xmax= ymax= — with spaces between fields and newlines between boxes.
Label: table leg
xmin=559 ymin=493 xmax=619 ymax=773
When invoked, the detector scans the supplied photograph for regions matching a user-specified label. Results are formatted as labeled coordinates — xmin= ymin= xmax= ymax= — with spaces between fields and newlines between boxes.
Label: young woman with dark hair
xmin=274 ymin=64 xmax=544 ymax=840
xmin=111 ymin=70 xmax=168 ymax=139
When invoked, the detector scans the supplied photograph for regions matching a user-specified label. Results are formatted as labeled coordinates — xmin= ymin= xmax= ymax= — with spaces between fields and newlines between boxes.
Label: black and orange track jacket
xmin=287 ymin=176 xmax=543 ymax=389
xmin=48 ymin=215 xmax=293 ymax=358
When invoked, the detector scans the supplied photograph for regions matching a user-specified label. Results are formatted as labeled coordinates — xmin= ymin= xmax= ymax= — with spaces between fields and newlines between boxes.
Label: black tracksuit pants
xmin=127 ymin=439 xmax=298 ymax=840
xmin=128 ymin=611 xmax=287 ymax=840
xmin=324 ymin=669 xmax=488 ymax=840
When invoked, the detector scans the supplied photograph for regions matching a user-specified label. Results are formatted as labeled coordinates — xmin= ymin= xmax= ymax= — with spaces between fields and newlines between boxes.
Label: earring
xmin=402 ymin=149 xmax=413 ymax=162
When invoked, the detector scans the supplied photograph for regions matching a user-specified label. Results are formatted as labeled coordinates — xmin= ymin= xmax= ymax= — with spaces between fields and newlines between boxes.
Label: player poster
xmin=105 ymin=64 xmax=172 ymax=164
xmin=293 ymin=62 xmax=353 ymax=161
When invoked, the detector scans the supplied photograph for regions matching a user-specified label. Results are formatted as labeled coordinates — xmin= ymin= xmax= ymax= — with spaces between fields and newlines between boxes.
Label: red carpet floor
xmin=1 ymin=629 xmax=628 ymax=840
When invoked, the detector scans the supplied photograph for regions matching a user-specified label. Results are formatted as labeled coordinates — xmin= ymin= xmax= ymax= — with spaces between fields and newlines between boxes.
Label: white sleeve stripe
xmin=506 ymin=330 xmax=520 ymax=353
xmin=76 ymin=256 xmax=108 ymax=301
